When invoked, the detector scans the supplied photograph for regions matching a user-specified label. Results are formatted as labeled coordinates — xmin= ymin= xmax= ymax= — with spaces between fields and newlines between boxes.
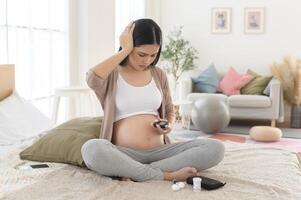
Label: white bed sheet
xmin=1 ymin=141 xmax=301 ymax=200
xmin=0 ymin=91 xmax=54 ymax=146
xmin=0 ymin=144 xmax=22 ymax=156
xmin=0 ymin=136 xmax=65 ymax=195
xmin=0 ymin=136 xmax=42 ymax=157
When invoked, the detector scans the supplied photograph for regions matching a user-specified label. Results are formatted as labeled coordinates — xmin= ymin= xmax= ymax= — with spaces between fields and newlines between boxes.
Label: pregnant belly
xmin=112 ymin=114 xmax=164 ymax=150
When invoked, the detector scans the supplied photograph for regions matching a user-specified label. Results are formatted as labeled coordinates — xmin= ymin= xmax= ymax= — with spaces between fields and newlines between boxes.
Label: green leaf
xmin=161 ymin=26 xmax=198 ymax=81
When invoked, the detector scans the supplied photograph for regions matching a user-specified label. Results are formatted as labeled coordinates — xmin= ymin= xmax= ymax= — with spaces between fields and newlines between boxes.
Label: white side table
xmin=52 ymin=86 xmax=94 ymax=124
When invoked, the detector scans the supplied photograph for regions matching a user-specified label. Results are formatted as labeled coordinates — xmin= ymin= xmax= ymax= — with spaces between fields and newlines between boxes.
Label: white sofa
xmin=179 ymin=78 xmax=284 ymax=126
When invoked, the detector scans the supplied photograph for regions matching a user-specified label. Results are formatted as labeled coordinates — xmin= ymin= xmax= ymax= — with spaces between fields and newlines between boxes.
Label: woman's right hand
xmin=119 ymin=22 xmax=135 ymax=54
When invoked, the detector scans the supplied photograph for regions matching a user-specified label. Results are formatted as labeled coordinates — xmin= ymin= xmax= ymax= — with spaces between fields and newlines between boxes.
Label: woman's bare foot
xmin=164 ymin=167 xmax=198 ymax=181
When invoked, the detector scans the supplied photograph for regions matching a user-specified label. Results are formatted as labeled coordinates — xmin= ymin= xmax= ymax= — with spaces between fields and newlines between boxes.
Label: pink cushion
xmin=219 ymin=67 xmax=254 ymax=95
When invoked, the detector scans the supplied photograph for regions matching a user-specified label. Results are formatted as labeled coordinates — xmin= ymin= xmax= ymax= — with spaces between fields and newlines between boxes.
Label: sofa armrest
xmin=269 ymin=78 xmax=284 ymax=122
xmin=269 ymin=79 xmax=280 ymax=98
xmin=179 ymin=79 xmax=193 ymax=100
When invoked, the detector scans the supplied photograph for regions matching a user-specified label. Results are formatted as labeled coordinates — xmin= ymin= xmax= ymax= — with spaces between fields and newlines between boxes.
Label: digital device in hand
xmin=186 ymin=176 xmax=226 ymax=190
xmin=153 ymin=120 xmax=168 ymax=129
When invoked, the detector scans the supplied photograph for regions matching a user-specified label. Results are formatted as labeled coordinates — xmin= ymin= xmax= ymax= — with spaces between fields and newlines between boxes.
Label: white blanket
xmin=1 ymin=142 xmax=300 ymax=200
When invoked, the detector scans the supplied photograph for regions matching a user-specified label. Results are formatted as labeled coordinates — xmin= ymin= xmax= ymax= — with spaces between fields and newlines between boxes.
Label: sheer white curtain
xmin=0 ymin=0 xmax=69 ymax=118
xmin=115 ymin=0 xmax=145 ymax=51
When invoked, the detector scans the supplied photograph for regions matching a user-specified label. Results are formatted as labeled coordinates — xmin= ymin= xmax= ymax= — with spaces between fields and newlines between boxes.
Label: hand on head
xmin=119 ymin=21 xmax=135 ymax=54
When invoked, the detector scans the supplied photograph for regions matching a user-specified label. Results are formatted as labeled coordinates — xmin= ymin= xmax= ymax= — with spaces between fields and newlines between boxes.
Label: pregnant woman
xmin=81 ymin=18 xmax=225 ymax=182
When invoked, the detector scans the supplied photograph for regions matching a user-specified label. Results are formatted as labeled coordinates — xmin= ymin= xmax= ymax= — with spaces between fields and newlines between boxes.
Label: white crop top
xmin=114 ymin=73 xmax=162 ymax=122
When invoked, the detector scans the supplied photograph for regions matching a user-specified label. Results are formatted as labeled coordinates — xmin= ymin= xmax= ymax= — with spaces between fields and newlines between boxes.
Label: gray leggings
xmin=81 ymin=138 xmax=225 ymax=182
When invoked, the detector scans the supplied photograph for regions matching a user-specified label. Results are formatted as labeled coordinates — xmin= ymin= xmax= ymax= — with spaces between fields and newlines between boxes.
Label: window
xmin=0 ymin=0 xmax=69 ymax=118
xmin=115 ymin=0 xmax=145 ymax=51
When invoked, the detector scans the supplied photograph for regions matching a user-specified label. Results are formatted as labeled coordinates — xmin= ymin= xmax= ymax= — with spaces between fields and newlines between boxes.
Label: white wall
xmin=70 ymin=0 xmax=301 ymax=83
xmin=159 ymin=0 xmax=301 ymax=76
xmin=70 ymin=0 xmax=115 ymax=86
xmin=68 ymin=0 xmax=115 ymax=117
xmin=68 ymin=0 xmax=301 ymax=120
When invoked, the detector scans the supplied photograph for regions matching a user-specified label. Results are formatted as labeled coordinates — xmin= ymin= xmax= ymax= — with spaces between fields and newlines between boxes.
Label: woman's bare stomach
xmin=112 ymin=114 xmax=164 ymax=150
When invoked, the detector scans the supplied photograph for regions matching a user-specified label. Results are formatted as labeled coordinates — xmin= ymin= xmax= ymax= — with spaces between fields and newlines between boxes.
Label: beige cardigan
xmin=86 ymin=66 xmax=175 ymax=144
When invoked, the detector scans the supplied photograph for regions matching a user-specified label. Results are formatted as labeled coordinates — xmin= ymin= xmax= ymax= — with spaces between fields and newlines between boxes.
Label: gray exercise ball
xmin=191 ymin=96 xmax=230 ymax=134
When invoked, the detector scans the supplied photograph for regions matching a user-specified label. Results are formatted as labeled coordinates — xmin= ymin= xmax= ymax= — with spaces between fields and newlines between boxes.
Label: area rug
xmin=171 ymin=124 xmax=301 ymax=163
xmin=222 ymin=125 xmax=301 ymax=139
xmin=210 ymin=133 xmax=301 ymax=165
xmin=209 ymin=133 xmax=301 ymax=153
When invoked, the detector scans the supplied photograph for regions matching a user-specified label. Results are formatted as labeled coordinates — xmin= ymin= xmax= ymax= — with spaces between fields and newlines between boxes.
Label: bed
xmin=0 ymin=65 xmax=301 ymax=200
xmin=0 ymin=64 xmax=14 ymax=101
xmin=0 ymin=64 xmax=18 ymax=155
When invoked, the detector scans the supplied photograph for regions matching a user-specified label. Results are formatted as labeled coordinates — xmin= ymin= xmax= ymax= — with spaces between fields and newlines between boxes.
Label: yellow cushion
xmin=249 ymin=126 xmax=282 ymax=142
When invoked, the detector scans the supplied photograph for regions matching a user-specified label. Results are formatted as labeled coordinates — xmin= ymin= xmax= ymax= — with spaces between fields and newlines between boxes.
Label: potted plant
xmin=161 ymin=26 xmax=198 ymax=99
xmin=270 ymin=55 xmax=301 ymax=128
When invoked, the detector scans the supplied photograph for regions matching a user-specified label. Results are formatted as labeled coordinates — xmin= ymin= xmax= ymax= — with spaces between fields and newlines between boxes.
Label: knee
xmin=81 ymin=139 xmax=111 ymax=167
xmin=206 ymin=139 xmax=225 ymax=166
xmin=192 ymin=138 xmax=225 ymax=156
xmin=191 ymin=139 xmax=225 ymax=168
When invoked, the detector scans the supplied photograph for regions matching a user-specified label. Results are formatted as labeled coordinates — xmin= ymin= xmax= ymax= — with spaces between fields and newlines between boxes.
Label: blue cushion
xmin=191 ymin=63 xmax=219 ymax=93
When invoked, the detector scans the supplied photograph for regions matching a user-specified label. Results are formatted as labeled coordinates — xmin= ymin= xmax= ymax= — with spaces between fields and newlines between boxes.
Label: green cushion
xmin=20 ymin=117 xmax=102 ymax=167
xmin=241 ymin=69 xmax=273 ymax=95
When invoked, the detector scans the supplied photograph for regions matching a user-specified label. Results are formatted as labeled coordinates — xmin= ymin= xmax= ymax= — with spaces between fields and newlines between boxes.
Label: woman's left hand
xmin=152 ymin=118 xmax=173 ymax=135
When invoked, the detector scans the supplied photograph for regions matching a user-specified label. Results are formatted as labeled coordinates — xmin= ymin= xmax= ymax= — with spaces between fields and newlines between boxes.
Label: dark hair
xmin=119 ymin=18 xmax=162 ymax=66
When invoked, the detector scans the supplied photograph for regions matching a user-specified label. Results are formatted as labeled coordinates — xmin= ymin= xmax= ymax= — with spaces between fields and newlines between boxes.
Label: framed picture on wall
xmin=211 ymin=8 xmax=232 ymax=34
xmin=244 ymin=7 xmax=265 ymax=34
